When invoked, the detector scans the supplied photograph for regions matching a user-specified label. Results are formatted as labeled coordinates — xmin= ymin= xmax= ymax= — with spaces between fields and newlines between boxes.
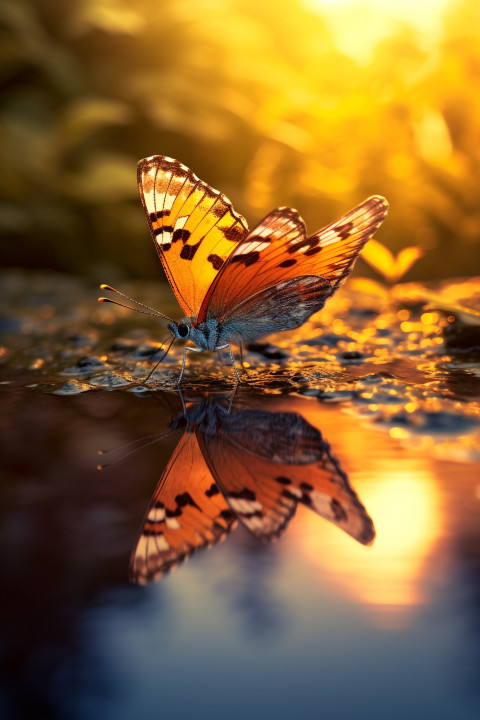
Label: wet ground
xmin=1 ymin=269 xmax=480 ymax=719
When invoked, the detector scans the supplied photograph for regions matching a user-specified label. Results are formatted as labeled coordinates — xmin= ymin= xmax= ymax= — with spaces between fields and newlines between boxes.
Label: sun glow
xmin=303 ymin=0 xmax=450 ymax=61
xmin=297 ymin=463 xmax=442 ymax=625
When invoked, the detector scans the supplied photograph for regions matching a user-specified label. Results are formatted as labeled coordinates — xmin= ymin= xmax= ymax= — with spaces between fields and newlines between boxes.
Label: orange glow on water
xmin=297 ymin=460 xmax=442 ymax=624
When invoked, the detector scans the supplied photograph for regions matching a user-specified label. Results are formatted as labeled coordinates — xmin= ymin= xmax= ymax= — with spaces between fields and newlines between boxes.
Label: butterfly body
xmin=133 ymin=155 xmax=389 ymax=382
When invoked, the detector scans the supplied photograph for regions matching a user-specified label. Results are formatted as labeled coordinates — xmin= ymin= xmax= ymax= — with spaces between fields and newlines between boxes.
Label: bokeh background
xmin=1 ymin=0 xmax=479 ymax=283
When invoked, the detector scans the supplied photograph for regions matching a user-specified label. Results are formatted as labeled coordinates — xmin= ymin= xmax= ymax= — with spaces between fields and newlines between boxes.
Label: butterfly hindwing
xmin=130 ymin=430 xmax=237 ymax=584
xmin=198 ymin=407 xmax=375 ymax=544
xmin=200 ymin=196 xmax=388 ymax=325
xmin=138 ymin=155 xmax=249 ymax=317
xmin=220 ymin=275 xmax=332 ymax=343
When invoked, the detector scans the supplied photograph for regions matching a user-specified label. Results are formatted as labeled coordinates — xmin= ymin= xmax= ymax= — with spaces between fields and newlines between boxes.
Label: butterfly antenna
xmin=143 ymin=336 xmax=176 ymax=383
xmin=97 ymin=429 xmax=175 ymax=470
xmin=98 ymin=284 xmax=174 ymax=322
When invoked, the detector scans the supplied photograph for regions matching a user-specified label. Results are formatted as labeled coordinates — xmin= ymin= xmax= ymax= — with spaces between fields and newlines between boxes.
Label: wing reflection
xmin=130 ymin=392 xmax=375 ymax=584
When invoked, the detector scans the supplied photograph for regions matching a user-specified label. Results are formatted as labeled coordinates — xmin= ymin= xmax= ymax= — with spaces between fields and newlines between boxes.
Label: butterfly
xmin=100 ymin=155 xmax=388 ymax=382
xmin=130 ymin=393 xmax=375 ymax=584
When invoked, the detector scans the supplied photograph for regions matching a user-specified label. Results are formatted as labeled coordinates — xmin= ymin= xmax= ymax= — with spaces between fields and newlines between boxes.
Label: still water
xmin=1 ymin=381 xmax=479 ymax=720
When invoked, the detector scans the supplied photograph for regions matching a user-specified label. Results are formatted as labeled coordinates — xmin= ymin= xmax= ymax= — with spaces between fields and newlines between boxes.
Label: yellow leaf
xmin=361 ymin=238 xmax=396 ymax=280
xmin=395 ymin=246 xmax=425 ymax=280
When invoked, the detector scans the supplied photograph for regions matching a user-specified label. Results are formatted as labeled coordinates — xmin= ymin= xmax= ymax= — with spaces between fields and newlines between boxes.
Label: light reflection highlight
xmin=297 ymin=463 xmax=441 ymax=624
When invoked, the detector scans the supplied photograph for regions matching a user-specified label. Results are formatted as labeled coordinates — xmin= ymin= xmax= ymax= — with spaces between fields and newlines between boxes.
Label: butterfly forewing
xmin=138 ymin=155 xmax=249 ymax=317
xmin=130 ymin=431 xmax=237 ymax=584
xmin=200 ymin=196 xmax=388 ymax=324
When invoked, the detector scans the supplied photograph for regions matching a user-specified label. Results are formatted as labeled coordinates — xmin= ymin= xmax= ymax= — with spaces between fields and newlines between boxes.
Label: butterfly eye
xmin=177 ymin=323 xmax=189 ymax=338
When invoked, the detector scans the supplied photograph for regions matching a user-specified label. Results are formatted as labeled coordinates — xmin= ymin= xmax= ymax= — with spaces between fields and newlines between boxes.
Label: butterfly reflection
xmin=130 ymin=395 xmax=375 ymax=584
xmin=130 ymin=393 xmax=375 ymax=584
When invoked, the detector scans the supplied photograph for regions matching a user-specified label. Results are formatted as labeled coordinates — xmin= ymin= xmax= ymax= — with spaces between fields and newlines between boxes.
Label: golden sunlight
xmin=303 ymin=0 xmax=450 ymax=60
xmin=297 ymin=462 xmax=442 ymax=625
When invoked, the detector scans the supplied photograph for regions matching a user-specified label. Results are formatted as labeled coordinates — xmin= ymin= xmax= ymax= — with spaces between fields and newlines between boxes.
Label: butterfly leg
xmin=216 ymin=344 xmax=241 ymax=384
xmin=238 ymin=342 xmax=250 ymax=376
xmin=178 ymin=345 xmax=202 ymax=384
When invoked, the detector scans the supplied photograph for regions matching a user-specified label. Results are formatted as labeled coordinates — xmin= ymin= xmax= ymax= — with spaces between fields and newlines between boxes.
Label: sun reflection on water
xmin=296 ymin=462 xmax=442 ymax=626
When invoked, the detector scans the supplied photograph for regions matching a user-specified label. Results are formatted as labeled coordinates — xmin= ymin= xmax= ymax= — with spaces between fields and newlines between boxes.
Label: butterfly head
xmin=168 ymin=321 xmax=191 ymax=341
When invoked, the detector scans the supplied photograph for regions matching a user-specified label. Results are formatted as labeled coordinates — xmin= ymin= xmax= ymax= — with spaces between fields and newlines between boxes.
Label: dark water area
xmin=1 ymin=271 xmax=480 ymax=719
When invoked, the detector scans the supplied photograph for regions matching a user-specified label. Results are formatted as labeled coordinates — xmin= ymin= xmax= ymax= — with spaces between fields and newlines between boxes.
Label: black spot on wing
xmin=206 ymin=483 xmax=220 ymax=497
xmin=180 ymin=242 xmax=201 ymax=260
xmin=173 ymin=229 xmax=191 ymax=244
xmin=279 ymin=258 xmax=296 ymax=268
xmin=143 ymin=527 xmax=164 ymax=537
xmin=149 ymin=210 xmax=170 ymax=221
xmin=300 ymin=482 xmax=313 ymax=491
xmin=288 ymin=237 xmax=319 ymax=255
xmin=305 ymin=246 xmax=322 ymax=256
xmin=175 ymin=492 xmax=200 ymax=509
xmin=230 ymin=251 xmax=260 ymax=266
xmin=276 ymin=476 xmax=292 ymax=485
xmin=207 ymin=254 xmax=224 ymax=270
xmin=228 ymin=487 xmax=256 ymax=501
xmin=333 ymin=221 xmax=354 ymax=239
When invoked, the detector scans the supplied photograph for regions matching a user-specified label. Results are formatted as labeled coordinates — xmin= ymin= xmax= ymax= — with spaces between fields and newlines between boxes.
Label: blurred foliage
xmin=1 ymin=0 xmax=480 ymax=282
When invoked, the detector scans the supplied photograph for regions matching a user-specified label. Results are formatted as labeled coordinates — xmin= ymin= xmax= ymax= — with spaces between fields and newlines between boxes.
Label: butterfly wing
xmin=138 ymin=155 xmax=249 ymax=317
xmin=197 ymin=408 xmax=375 ymax=545
xmin=130 ymin=431 xmax=237 ymax=584
xmin=198 ymin=196 xmax=388 ymax=325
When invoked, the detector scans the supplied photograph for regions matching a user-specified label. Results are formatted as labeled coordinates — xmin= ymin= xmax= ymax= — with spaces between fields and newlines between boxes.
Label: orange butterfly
xmin=101 ymin=156 xmax=388 ymax=382
xmin=130 ymin=393 xmax=375 ymax=584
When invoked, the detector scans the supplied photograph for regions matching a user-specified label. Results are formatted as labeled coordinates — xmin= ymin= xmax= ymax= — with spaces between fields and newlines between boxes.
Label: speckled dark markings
xmin=287 ymin=236 xmax=319 ymax=255
xmin=279 ymin=258 xmax=296 ymax=268
xmin=172 ymin=229 xmax=190 ymax=243
xmin=211 ymin=200 xmax=227 ymax=218
xmin=207 ymin=254 xmax=224 ymax=270
xmin=180 ymin=242 xmax=201 ymax=260
xmin=331 ymin=498 xmax=348 ymax=521
xmin=230 ymin=251 xmax=260 ymax=266
xmin=333 ymin=221 xmax=354 ymax=239
xmin=149 ymin=210 xmax=170 ymax=221
xmin=205 ymin=483 xmax=220 ymax=497
xmin=275 ymin=476 xmax=292 ymax=485
xmin=223 ymin=225 xmax=246 ymax=242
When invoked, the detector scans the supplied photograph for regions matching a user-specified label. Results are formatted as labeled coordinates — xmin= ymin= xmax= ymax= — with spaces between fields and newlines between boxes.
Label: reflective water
xmin=1 ymin=382 xmax=480 ymax=720
xmin=1 ymin=271 xmax=480 ymax=719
